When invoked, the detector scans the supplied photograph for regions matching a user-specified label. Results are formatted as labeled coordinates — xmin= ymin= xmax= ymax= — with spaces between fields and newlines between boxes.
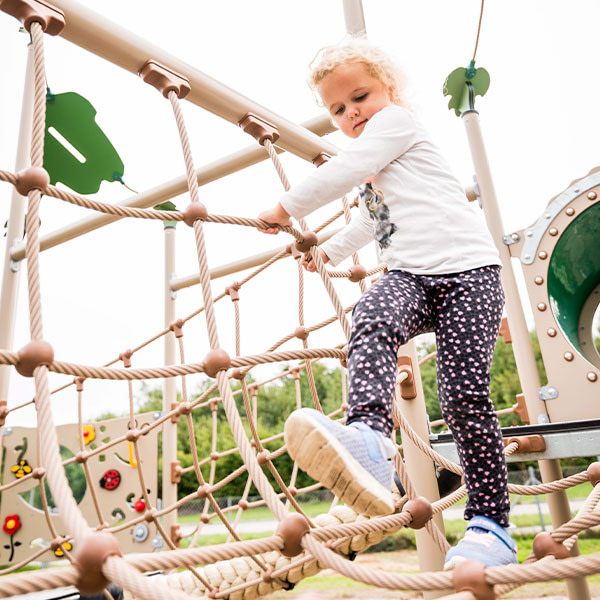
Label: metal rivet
xmin=524 ymin=254 xmax=531 ymax=261
xmin=526 ymin=231 xmax=533 ymax=238
xmin=537 ymin=302 xmax=547 ymax=311
xmin=534 ymin=276 xmax=544 ymax=285
xmin=547 ymin=328 xmax=556 ymax=337
xmin=511 ymin=233 xmax=519 ymax=241
xmin=132 ymin=523 xmax=149 ymax=543
xmin=549 ymin=228 xmax=558 ymax=236
xmin=564 ymin=352 xmax=574 ymax=361
xmin=538 ymin=251 xmax=548 ymax=260
xmin=545 ymin=213 xmax=551 ymax=219
xmin=588 ymin=191 xmax=597 ymax=200
xmin=574 ymin=188 xmax=580 ymax=193
xmin=588 ymin=372 xmax=598 ymax=382
xmin=566 ymin=207 xmax=575 ymax=216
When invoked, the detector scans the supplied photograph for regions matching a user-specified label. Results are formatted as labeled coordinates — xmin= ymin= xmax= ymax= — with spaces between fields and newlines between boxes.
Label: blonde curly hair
xmin=308 ymin=38 xmax=407 ymax=107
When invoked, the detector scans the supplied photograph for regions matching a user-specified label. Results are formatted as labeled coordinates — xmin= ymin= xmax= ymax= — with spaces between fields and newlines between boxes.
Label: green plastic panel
xmin=442 ymin=65 xmax=490 ymax=116
xmin=548 ymin=202 xmax=600 ymax=354
xmin=43 ymin=92 xmax=124 ymax=194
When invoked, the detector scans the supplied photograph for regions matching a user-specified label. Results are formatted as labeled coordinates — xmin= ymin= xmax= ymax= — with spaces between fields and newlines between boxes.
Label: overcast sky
xmin=1 ymin=1 xmax=599 ymax=425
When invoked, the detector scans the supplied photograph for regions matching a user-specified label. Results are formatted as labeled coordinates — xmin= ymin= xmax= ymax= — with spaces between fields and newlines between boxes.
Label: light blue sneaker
xmin=444 ymin=515 xmax=518 ymax=570
xmin=284 ymin=408 xmax=396 ymax=516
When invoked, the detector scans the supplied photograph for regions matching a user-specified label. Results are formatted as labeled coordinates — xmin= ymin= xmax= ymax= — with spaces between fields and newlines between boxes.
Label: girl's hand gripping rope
xmin=257 ymin=203 xmax=292 ymax=234
xmin=300 ymin=247 xmax=329 ymax=272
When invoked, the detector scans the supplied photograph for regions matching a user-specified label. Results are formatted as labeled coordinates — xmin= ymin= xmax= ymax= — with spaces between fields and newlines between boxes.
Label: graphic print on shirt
xmin=358 ymin=182 xmax=397 ymax=251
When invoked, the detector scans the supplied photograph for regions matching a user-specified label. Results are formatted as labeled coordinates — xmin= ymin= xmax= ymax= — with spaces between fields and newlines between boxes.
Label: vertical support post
xmin=162 ymin=222 xmax=178 ymax=538
xmin=396 ymin=340 xmax=447 ymax=599
xmin=342 ymin=0 xmax=367 ymax=37
xmin=0 ymin=41 xmax=35 ymax=426
xmin=461 ymin=110 xmax=590 ymax=600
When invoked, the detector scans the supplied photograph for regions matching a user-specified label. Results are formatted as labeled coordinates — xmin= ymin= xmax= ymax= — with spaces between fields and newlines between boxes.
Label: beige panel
xmin=519 ymin=174 xmax=600 ymax=422
xmin=0 ymin=413 xmax=159 ymax=565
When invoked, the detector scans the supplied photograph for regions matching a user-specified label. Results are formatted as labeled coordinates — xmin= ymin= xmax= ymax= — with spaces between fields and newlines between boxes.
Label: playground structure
xmin=1 ymin=1 xmax=600 ymax=599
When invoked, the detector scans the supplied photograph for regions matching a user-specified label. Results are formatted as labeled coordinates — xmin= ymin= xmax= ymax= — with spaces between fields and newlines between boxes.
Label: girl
xmin=257 ymin=38 xmax=517 ymax=569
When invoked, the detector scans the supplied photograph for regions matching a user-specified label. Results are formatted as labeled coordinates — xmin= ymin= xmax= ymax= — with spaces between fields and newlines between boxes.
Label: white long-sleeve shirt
xmin=280 ymin=105 xmax=501 ymax=275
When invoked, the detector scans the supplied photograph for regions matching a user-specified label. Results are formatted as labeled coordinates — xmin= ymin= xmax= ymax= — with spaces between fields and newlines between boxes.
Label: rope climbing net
xmin=2 ymin=8 xmax=600 ymax=600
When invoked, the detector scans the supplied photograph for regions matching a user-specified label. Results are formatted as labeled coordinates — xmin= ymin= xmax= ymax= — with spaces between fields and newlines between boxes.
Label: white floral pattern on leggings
xmin=345 ymin=265 xmax=509 ymax=526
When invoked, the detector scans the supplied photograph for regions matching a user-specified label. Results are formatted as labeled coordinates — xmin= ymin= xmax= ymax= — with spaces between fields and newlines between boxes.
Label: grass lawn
xmin=178 ymin=482 xmax=593 ymax=527
xmin=177 ymin=500 xmax=333 ymax=526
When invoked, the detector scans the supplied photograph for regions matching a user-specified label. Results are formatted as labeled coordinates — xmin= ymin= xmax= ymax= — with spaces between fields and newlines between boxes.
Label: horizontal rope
xmin=0 ymin=347 xmax=346 ymax=380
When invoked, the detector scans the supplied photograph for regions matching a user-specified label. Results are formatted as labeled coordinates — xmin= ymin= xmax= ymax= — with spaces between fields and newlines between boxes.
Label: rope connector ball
xmin=202 ymin=348 xmax=231 ymax=378
xmin=183 ymin=202 xmax=208 ymax=227
xmin=73 ymin=532 xmax=122 ymax=596
xmin=230 ymin=367 xmax=246 ymax=380
xmin=295 ymin=231 xmax=318 ymax=253
xmin=533 ymin=532 xmax=570 ymax=560
xmin=196 ymin=484 xmax=210 ymax=499
xmin=275 ymin=513 xmax=310 ymax=557
xmin=294 ymin=326 xmax=309 ymax=341
xmin=0 ymin=0 xmax=65 ymax=36
xmin=16 ymin=339 xmax=54 ymax=377
xmin=15 ymin=166 xmax=49 ymax=196
xmin=257 ymin=450 xmax=270 ymax=466
xmin=401 ymin=496 xmax=432 ymax=529
xmin=452 ymin=559 xmax=495 ymax=599
xmin=587 ymin=461 xmax=600 ymax=486
xmin=348 ymin=264 xmax=367 ymax=282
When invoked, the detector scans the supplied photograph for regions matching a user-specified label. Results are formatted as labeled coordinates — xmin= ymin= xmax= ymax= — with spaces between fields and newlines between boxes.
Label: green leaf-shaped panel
xmin=43 ymin=92 xmax=124 ymax=194
xmin=442 ymin=66 xmax=490 ymax=116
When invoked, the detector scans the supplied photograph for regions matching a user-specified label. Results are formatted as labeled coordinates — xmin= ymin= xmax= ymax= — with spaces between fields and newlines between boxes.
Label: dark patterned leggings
xmin=345 ymin=265 xmax=510 ymax=526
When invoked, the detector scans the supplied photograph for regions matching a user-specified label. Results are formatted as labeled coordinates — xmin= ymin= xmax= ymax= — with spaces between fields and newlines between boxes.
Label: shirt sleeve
xmin=280 ymin=107 xmax=418 ymax=219
xmin=320 ymin=201 xmax=374 ymax=266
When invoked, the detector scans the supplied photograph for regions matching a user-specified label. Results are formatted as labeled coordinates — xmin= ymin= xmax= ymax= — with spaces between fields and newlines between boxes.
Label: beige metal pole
xmin=396 ymin=340 xmax=447 ymax=599
xmin=10 ymin=114 xmax=336 ymax=262
xmin=342 ymin=0 xmax=367 ymax=36
xmin=461 ymin=110 xmax=590 ymax=600
xmin=0 ymin=41 xmax=34 ymax=414
xmin=162 ymin=223 xmax=178 ymax=540
xmin=34 ymin=0 xmax=339 ymax=163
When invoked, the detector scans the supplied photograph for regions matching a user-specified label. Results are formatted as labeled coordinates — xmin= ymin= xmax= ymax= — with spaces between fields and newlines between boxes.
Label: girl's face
xmin=318 ymin=62 xmax=393 ymax=138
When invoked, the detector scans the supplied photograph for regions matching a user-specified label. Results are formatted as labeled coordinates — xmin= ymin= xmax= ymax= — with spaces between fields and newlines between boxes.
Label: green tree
xmin=418 ymin=331 xmax=546 ymax=429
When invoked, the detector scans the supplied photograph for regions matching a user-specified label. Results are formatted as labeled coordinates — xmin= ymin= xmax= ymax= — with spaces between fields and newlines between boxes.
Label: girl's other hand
xmin=257 ymin=203 xmax=292 ymax=234
xmin=300 ymin=247 xmax=329 ymax=272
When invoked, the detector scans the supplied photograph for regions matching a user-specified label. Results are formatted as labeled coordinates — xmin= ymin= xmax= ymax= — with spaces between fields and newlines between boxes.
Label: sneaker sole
xmin=284 ymin=411 xmax=395 ymax=517
xmin=443 ymin=555 xmax=468 ymax=571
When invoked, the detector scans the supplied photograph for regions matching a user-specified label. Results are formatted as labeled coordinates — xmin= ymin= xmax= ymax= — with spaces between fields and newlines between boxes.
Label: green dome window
xmin=548 ymin=203 xmax=600 ymax=363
